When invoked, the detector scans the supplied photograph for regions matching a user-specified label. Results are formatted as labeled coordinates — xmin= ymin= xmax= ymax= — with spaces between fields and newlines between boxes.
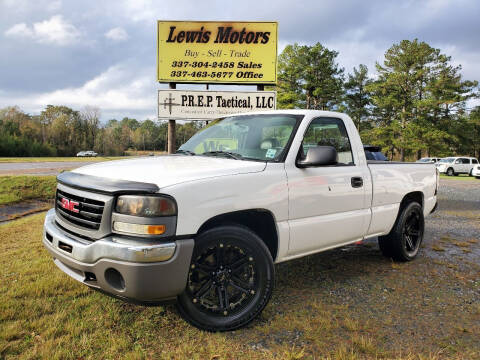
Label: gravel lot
xmin=232 ymin=177 xmax=480 ymax=357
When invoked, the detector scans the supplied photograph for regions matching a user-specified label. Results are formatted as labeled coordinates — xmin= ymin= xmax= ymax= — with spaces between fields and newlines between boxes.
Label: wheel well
xmin=197 ymin=209 xmax=278 ymax=261
xmin=400 ymin=191 xmax=424 ymax=211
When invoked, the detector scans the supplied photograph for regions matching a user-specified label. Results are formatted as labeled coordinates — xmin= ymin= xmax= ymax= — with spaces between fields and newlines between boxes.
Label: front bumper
xmin=43 ymin=209 xmax=194 ymax=302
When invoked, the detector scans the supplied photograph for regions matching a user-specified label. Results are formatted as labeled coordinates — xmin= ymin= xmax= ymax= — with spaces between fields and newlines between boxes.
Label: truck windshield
xmin=438 ymin=158 xmax=454 ymax=163
xmin=178 ymin=114 xmax=302 ymax=161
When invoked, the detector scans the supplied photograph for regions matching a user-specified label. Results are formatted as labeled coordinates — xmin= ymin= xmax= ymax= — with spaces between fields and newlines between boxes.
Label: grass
xmin=0 ymin=157 xmax=124 ymax=163
xmin=1 ymin=215 xmax=479 ymax=359
xmin=0 ymin=176 xmax=56 ymax=206
xmin=439 ymin=174 xmax=477 ymax=181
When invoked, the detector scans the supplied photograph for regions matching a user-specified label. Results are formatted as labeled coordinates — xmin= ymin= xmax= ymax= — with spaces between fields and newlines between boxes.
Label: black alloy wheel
xmin=177 ymin=226 xmax=274 ymax=331
xmin=378 ymin=202 xmax=424 ymax=262
xmin=402 ymin=209 xmax=422 ymax=257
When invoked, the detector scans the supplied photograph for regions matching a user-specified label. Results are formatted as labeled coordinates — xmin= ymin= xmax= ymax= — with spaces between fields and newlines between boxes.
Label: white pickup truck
xmin=43 ymin=110 xmax=438 ymax=331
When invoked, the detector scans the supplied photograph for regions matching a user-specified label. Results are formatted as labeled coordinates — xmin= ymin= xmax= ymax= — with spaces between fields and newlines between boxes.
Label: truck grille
xmin=56 ymin=189 xmax=105 ymax=230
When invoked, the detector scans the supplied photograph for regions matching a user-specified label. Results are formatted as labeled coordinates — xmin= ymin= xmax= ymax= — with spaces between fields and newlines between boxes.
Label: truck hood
xmin=72 ymin=155 xmax=267 ymax=189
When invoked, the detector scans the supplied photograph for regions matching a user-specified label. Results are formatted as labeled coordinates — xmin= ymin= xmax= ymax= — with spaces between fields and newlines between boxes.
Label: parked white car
xmin=77 ymin=150 xmax=98 ymax=157
xmin=416 ymin=157 xmax=441 ymax=163
xmin=472 ymin=164 xmax=480 ymax=179
xmin=43 ymin=110 xmax=438 ymax=331
xmin=436 ymin=157 xmax=479 ymax=176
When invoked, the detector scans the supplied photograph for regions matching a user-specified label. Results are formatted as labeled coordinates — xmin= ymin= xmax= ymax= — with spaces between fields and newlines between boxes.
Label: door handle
xmin=351 ymin=177 xmax=363 ymax=188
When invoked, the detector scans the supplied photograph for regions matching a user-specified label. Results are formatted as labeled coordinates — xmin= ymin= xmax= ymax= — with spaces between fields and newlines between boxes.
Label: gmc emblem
xmin=61 ymin=198 xmax=79 ymax=213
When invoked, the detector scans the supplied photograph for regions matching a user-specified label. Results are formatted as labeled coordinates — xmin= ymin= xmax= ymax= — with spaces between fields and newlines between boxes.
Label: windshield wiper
xmin=176 ymin=149 xmax=196 ymax=156
xmin=202 ymin=151 xmax=243 ymax=160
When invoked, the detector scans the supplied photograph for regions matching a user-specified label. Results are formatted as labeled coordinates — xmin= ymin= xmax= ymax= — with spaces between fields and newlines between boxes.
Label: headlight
xmin=115 ymin=195 xmax=176 ymax=217
xmin=113 ymin=222 xmax=166 ymax=235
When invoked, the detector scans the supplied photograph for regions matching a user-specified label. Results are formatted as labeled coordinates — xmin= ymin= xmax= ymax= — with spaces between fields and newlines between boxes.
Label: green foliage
xmin=277 ymin=43 xmax=344 ymax=110
xmin=365 ymin=39 xmax=479 ymax=160
xmin=344 ymin=64 xmax=373 ymax=131
xmin=0 ymin=105 xmax=202 ymax=157
xmin=276 ymin=39 xmax=479 ymax=160
xmin=0 ymin=133 xmax=56 ymax=157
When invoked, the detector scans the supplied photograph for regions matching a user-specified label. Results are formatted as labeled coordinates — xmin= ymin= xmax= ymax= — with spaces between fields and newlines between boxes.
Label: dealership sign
xmin=158 ymin=90 xmax=276 ymax=120
xmin=157 ymin=21 xmax=277 ymax=84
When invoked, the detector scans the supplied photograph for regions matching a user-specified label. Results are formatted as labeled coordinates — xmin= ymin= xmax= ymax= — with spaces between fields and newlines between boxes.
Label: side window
xmin=301 ymin=117 xmax=354 ymax=165
xmin=461 ymin=158 xmax=470 ymax=164
xmin=473 ymin=159 xmax=479 ymax=164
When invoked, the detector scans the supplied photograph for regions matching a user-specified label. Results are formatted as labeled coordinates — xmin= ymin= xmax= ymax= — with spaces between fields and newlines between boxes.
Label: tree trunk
xmin=400 ymin=105 xmax=406 ymax=162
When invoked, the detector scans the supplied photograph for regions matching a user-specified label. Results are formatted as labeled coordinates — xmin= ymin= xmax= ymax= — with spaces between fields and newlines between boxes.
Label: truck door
xmin=285 ymin=116 xmax=371 ymax=256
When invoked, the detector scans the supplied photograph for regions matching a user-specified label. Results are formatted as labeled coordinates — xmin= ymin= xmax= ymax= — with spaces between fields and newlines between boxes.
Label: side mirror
xmin=297 ymin=146 xmax=338 ymax=168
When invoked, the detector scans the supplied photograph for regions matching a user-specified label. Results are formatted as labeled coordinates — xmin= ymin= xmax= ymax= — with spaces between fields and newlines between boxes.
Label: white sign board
xmin=158 ymin=89 xmax=276 ymax=120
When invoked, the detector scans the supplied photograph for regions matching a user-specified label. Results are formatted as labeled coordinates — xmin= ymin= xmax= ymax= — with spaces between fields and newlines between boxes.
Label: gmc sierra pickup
xmin=43 ymin=110 xmax=438 ymax=331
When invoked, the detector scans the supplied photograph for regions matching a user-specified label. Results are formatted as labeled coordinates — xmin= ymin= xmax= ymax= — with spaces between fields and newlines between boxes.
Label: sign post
xmin=168 ymin=83 xmax=176 ymax=154
xmin=157 ymin=21 xmax=278 ymax=153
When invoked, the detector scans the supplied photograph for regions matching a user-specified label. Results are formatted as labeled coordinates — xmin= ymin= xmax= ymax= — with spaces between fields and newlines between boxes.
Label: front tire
xmin=378 ymin=202 xmax=424 ymax=262
xmin=177 ymin=225 xmax=274 ymax=331
xmin=446 ymin=168 xmax=454 ymax=176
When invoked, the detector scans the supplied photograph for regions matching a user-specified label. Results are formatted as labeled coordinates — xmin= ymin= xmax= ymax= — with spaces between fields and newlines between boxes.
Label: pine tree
xmin=277 ymin=43 xmax=344 ymax=110
xmin=344 ymin=64 xmax=372 ymax=131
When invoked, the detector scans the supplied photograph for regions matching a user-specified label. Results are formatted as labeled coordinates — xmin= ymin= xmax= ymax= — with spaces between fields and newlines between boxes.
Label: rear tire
xmin=177 ymin=225 xmax=274 ymax=331
xmin=378 ymin=202 xmax=424 ymax=262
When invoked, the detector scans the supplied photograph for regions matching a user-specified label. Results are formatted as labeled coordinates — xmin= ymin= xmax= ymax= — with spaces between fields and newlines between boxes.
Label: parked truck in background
xmin=43 ymin=110 xmax=438 ymax=331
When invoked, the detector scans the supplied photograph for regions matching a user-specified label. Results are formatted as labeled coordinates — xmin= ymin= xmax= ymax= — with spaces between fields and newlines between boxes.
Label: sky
xmin=1 ymin=0 xmax=479 ymax=121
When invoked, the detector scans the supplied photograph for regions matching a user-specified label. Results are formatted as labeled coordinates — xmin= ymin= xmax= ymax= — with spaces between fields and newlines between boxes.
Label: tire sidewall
xmin=177 ymin=225 xmax=274 ymax=331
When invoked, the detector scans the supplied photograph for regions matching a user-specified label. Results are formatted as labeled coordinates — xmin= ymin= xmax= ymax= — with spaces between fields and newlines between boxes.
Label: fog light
xmin=113 ymin=222 xmax=166 ymax=235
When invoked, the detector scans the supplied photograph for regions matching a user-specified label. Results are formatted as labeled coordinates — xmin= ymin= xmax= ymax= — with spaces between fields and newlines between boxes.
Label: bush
xmin=0 ymin=134 xmax=56 ymax=157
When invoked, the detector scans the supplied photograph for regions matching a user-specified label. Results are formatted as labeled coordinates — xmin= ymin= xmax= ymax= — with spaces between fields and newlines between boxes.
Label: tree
xmin=366 ymin=39 xmax=478 ymax=160
xmin=81 ymin=106 xmax=101 ymax=150
xmin=277 ymin=44 xmax=305 ymax=109
xmin=344 ymin=64 xmax=372 ymax=131
xmin=40 ymin=105 xmax=83 ymax=155
xmin=277 ymin=43 xmax=344 ymax=110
